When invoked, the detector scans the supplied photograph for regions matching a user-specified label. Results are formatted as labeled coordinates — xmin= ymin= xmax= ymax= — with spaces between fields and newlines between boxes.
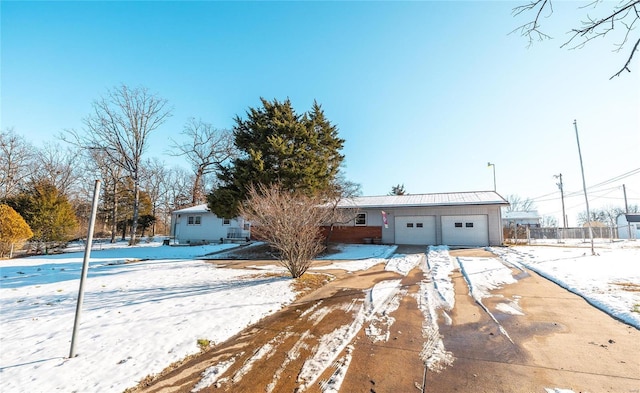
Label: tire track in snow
xmin=265 ymin=330 xmax=312 ymax=393
xmin=231 ymin=331 xmax=292 ymax=384
xmin=296 ymin=279 xmax=406 ymax=391
xmin=426 ymin=246 xmax=457 ymax=311
xmin=457 ymin=256 xmax=515 ymax=344
xmin=416 ymin=270 xmax=454 ymax=373
xmin=318 ymin=345 xmax=354 ymax=393
xmin=296 ymin=302 xmax=366 ymax=391
xmin=191 ymin=356 xmax=238 ymax=392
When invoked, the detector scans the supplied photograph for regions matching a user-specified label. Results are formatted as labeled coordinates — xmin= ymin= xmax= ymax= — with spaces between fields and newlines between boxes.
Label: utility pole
xmin=573 ymin=120 xmax=595 ymax=256
xmin=623 ymin=184 xmax=631 ymax=240
xmin=554 ymin=173 xmax=567 ymax=228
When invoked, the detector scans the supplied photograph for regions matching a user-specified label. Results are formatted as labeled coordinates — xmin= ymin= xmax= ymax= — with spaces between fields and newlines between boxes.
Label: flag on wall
xmin=381 ymin=210 xmax=388 ymax=228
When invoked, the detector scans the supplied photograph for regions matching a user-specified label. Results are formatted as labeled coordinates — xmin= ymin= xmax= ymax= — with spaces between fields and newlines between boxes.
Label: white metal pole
xmin=69 ymin=180 xmax=101 ymax=358
xmin=573 ymin=120 xmax=595 ymax=255
xmin=487 ymin=162 xmax=496 ymax=191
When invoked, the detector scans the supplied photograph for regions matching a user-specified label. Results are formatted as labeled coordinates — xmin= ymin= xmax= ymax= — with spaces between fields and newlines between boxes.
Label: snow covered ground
xmin=490 ymin=242 xmax=640 ymax=329
xmin=1 ymin=240 xmax=639 ymax=392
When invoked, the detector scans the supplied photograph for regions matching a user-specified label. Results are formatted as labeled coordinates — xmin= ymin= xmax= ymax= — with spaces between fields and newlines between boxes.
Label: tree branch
xmin=513 ymin=0 xmax=640 ymax=78
xmin=611 ymin=37 xmax=640 ymax=78
xmin=511 ymin=0 xmax=553 ymax=46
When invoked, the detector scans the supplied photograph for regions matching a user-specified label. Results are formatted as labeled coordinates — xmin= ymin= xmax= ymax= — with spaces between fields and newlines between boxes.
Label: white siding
xmin=617 ymin=215 xmax=640 ymax=239
xmin=171 ymin=211 xmax=247 ymax=244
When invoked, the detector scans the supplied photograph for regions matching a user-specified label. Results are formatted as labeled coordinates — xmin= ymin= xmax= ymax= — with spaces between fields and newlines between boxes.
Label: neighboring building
xmin=617 ymin=213 xmax=640 ymax=239
xmin=170 ymin=204 xmax=249 ymax=245
xmin=502 ymin=211 xmax=541 ymax=228
xmin=326 ymin=191 xmax=509 ymax=247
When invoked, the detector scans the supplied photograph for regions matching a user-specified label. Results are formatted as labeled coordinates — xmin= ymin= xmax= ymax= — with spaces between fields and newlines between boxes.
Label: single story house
xmin=617 ymin=213 xmax=640 ymax=239
xmin=326 ymin=191 xmax=509 ymax=247
xmin=502 ymin=211 xmax=541 ymax=228
xmin=170 ymin=204 xmax=250 ymax=245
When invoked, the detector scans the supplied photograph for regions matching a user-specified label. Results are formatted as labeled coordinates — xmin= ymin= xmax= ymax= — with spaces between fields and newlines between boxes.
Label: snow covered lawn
xmin=1 ymin=240 xmax=638 ymax=393
xmin=0 ymin=242 xmax=296 ymax=393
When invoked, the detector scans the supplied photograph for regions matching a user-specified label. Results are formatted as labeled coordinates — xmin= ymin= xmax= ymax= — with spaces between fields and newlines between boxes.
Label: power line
xmin=534 ymin=185 xmax=622 ymax=203
xmin=531 ymin=168 xmax=640 ymax=202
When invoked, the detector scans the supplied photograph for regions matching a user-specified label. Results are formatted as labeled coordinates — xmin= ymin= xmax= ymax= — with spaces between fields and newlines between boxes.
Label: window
xmin=416 ymin=223 xmax=423 ymax=228
xmin=222 ymin=218 xmax=231 ymax=226
xmin=355 ymin=213 xmax=367 ymax=226
xmin=187 ymin=216 xmax=202 ymax=225
xmin=407 ymin=223 xmax=414 ymax=228
xmin=455 ymin=222 xmax=463 ymax=228
xmin=466 ymin=222 xmax=474 ymax=228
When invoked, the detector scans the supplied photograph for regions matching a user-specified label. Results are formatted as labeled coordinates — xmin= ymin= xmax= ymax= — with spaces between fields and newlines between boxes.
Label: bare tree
xmin=140 ymin=157 xmax=169 ymax=236
xmin=31 ymin=143 xmax=81 ymax=196
xmin=161 ymin=166 xmax=194 ymax=235
xmin=580 ymin=204 xmax=638 ymax=228
xmin=66 ymin=84 xmax=172 ymax=245
xmin=240 ymin=184 xmax=342 ymax=278
xmin=577 ymin=209 xmax=607 ymax=226
xmin=164 ymin=166 xmax=194 ymax=211
xmin=0 ymin=128 xmax=35 ymax=199
xmin=541 ymin=215 xmax=558 ymax=228
xmin=323 ymin=172 xmax=362 ymax=244
xmin=169 ymin=118 xmax=236 ymax=205
xmin=504 ymin=194 xmax=536 ymax=213
xmin=512 ymin=0 xmax=640 ymax=78
xmin=85 ymin=148 xmax=124 ymax=242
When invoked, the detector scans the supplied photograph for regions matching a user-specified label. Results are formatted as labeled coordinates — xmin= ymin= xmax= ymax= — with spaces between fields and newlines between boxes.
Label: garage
xmin=395 ymin=215 xmax=436 ymax=245
xmin=441 ymin=215 xmax=488 ymax=247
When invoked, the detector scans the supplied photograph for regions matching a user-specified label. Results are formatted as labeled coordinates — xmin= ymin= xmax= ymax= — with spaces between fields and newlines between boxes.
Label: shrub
xmin=0 ymin=204 xmax=33 ymax=258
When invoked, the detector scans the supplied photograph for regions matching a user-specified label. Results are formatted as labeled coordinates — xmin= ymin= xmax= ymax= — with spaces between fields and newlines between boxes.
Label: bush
xmin=0 ymin=204 xmax=33 ymax=258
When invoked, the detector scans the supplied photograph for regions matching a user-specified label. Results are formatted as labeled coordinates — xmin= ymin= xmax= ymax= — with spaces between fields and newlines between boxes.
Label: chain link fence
xmin=2 ymin=237 xmax=166 ymax=259
xmin=504 ymin=226 xmax=630 ymax=245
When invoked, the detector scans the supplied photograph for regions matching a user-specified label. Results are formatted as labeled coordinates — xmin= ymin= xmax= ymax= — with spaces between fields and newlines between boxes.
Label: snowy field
xmin=1 ymin=240 xmax=639 ymax=392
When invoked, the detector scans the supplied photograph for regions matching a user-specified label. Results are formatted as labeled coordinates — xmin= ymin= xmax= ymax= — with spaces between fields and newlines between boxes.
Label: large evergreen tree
xmin=208 ymin=98 xmax=345 ymax=218
xmin=389 ymin=184 xmax=407 ymax=196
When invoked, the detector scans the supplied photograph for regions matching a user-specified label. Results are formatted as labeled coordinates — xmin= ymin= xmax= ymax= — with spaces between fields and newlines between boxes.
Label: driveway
xmin=130 ymin=248 xmax=640 ymax=393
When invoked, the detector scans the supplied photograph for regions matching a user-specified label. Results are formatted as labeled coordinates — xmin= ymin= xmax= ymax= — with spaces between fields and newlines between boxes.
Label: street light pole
xmin=487 ymin=162 xmax=496 ymax=191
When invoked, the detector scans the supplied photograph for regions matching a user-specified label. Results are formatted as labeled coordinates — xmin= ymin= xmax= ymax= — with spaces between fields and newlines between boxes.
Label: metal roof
xmin=337 ymin=191 xmax=509 ymax=209
xmin=625 ymin=214 xmax=640 ymax=223
xmin=172 ymin=204 xmax=210 ymax=214
xmin=172 ymin=192 xmax=509 ymax=213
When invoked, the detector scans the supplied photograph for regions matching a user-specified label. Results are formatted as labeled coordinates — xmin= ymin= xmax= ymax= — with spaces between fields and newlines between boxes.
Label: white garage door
xmin=441 ymin=215 xmax=488 ymax=247
xmin=395 ymin=216 xmax=436 ymax=245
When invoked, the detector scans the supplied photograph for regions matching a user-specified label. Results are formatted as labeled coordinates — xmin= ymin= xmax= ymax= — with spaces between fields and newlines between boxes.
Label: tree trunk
xmin=192 ymin=167 xmax=204 ymax=205
xmin=151 ymin=204 xmax=157 ymax=237
xmin=130 ymin=178 xmax=140 ymax=245
xmin=110 ymin=181 xmax=118 ymax=243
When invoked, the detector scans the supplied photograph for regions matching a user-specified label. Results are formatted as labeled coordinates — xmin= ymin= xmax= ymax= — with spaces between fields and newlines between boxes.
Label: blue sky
xmin=1 ymin=1 xmax=638 ymax=225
